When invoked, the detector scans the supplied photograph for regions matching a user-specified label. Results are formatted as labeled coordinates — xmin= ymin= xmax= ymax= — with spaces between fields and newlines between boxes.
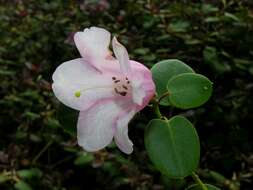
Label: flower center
xmin=112 ymin=76 xmax=131 ymax=97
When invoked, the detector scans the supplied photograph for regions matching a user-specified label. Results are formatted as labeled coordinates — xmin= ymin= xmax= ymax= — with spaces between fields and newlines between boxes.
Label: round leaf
xmin=151 ymin=59 xmax=194 ymax=105
xmin=145 ymin=116 xmax=200 ymax=178
xmin=185 ymin=184 xmax=221 ymax=190
xmin=167 ymin=73 xmax=212 ymax=109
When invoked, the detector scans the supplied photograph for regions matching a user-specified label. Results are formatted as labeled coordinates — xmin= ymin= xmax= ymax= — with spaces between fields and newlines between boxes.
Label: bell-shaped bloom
xmin=52 ymin=27 xmax=155 ymax=154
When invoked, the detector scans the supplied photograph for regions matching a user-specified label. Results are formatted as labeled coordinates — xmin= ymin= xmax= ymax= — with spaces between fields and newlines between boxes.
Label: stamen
xmin=114 ymin=88 xmax=119 ymax=94
xmin=119 ymin=91 xmax=127 ymax=96
xmin=114 ymin=88 xmax=127 ymax=96
xmin=112 ymin=76 xmax=131 ymax=97
xmin=122 ymin=85 xmax=128 ymax=90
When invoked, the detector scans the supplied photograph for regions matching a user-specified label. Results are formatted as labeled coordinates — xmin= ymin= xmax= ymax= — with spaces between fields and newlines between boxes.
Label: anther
xmin=112 ymin=77 xmax=116 ymax=80
xmin=114 ymin=88 xmax=127 ymax=96
xmin=114 ymin=80 xmax=120 ymax=83
xmin=114 ymin=88 xmax=119 ymax=94
xmin=119 ymin=92 xmax=127 ymax=96
xmin=122 ymin=85 xmax=128 ymax=90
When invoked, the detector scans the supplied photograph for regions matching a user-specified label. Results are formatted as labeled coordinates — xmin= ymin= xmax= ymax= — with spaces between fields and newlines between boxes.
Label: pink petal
xmin=114 ymin=109 xmax=136 ymax=154
xmin=130 ymin=60 xmax=156 ymax=107
xmin=74 ymin=27 xmax=112 ymax=69
xmin=77 ymin=100 xmax=131 ymax=152
xmin=112 ymin=37 xmax=131 ymax=77
xmin=52 ymin=58 xmax=115 ymax=111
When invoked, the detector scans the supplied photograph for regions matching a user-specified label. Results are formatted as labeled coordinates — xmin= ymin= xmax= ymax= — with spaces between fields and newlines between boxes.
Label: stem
xmin=158 ymin=91 xmax=170 ymax=103
xmin=191 ymin=172 xmax=208 ymax=190
xmin=153 ymin=100 xmax=162 ymax=119
xmin=32 ymin=140 xmax=53 ymax=164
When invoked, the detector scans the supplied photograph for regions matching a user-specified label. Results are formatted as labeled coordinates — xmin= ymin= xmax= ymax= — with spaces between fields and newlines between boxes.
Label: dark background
xmin=0 ymin=0 xmax=253 ymax=189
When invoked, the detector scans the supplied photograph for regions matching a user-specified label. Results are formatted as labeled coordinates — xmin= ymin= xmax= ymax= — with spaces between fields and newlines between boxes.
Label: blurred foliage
xmin=0 ymin=0 xmax=253 ymax=189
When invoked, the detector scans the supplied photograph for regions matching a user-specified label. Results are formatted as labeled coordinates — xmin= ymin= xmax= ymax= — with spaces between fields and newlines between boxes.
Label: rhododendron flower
xmin=52 ymin=27 xmax=155 ymax=154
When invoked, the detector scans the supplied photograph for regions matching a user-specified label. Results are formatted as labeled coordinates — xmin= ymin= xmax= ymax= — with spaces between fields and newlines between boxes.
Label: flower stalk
xmin=158 ymin=91 xmax=170 ymax=103
xmin=191 ymin=172 xmax=208 ymax=190
xmin=153 ymin=100 xmax=162 ymax=119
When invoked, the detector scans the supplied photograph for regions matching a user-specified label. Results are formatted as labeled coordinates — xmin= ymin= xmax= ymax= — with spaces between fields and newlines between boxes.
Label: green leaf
xmin=185 ymin=184 xmax=221 ymax=190
xmin=14 ymin=181 xmax=33 ymax=190
xmin=145 ymin=116 xmax=200 ymax=178
xmin=224 ymin=12 xmax=240 ymax=22
xmin=24 ymin=111 xmax=40 ymax=120
xmin=209 ymin=170 xmax=227 ymax=183
xmin=162 ymin=176 xmax=187 ymax=189
xmin=203 ymin=46 xmax=231 ymax=73
xmin=17 ymin=168 xmax=42 ymax=179
xmin=58 ymin=103 xmax=78 ymax=136
xmin=0 ymin=69 xmax=16 ymax=76
xmin=167 ymin=73 xmax=212 ymax=109
xmin=134 ymin=48 xmax=150 ymax=55
xmin=151 ymin=59 xmax=194 ymax=105
xmin=0 ymin=174 xmax=11 ymax=184
xmin=169 ymin=20 xmax=190 ymax=32
xmin=201 ymin=4 xmax=219 ymax=14
xmin=204 ymin=17 xmax=220 ymax=23
xmin=74 ymin=152 xmax=94 ymax=166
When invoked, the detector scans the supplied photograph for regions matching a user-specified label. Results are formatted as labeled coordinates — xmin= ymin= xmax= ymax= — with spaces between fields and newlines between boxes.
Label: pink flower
xmin=52 ymin=27 xmax=155 ymax=154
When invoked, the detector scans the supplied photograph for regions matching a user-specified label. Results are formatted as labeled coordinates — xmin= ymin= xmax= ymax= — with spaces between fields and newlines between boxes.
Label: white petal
xmin=74 ymin=27 xmax=111 ymax=69
xmin=52 ymin=58 xmax=99 ymax=83
xmin=131 ymin=80 xmax=146 ymax=105
xmin=114 ymin=109 xmax=136 ymax=154
xmin=77 ymin=100 xmax=129 ymax=152
xmin=112 ymin=37 xmax=131 ymax=76
xmin=52 ymin=58 xmax=114 ymax=111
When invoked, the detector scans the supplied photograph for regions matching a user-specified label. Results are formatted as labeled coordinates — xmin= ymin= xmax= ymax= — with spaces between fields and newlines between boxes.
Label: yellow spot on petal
xmin=75 ymin=91 xmax=81 ymax=98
